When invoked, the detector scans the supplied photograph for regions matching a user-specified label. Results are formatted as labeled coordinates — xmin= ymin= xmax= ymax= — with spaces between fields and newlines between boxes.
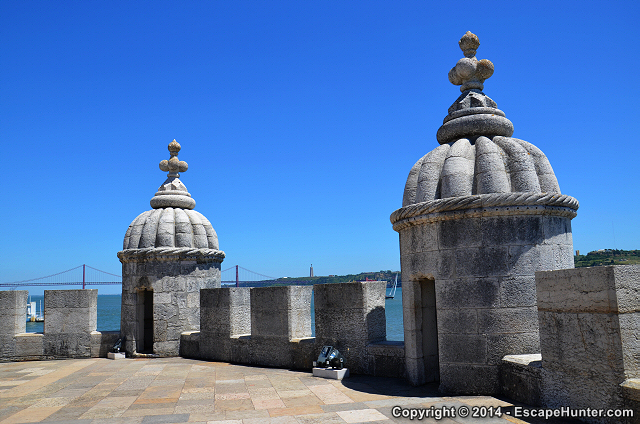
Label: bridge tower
xmin=118 ymin=140 xmax=225 ymax=356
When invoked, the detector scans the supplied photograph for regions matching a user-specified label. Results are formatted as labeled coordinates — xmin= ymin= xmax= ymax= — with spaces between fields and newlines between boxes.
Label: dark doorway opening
xmin=137 ymin=289 xmax=154 ymax=353
xmin=420 ymin=277 xmax=439 ymax=382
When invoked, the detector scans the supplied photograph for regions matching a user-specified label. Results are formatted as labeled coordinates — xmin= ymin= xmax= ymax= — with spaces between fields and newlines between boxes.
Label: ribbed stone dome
xmin=402 ymin=135 xmax=560 ymax=207
xmin=123 ymin=208 xmax=219 ymax=250
xmin=402 ymin=31 xmax=561 ymax=207
xmin=121 ymin=140 xmax=220 ymax=251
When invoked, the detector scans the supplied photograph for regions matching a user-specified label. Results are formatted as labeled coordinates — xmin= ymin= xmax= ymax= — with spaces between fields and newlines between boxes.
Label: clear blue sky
xmin=2 ymin=1 xmax=638 ymax=294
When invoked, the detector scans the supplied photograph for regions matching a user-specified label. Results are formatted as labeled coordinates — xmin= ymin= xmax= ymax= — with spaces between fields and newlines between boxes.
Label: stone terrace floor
xmin=0 ymin=357 xmax=581 ymax=424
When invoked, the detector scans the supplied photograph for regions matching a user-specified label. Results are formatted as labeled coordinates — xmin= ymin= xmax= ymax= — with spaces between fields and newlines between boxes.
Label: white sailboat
xmin=386 ymin=274 xmax=398 ymax=299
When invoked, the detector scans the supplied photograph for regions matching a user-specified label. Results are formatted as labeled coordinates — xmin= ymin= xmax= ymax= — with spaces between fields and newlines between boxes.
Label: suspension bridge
xmin=0 ymin=265 xmax=305 ymax=289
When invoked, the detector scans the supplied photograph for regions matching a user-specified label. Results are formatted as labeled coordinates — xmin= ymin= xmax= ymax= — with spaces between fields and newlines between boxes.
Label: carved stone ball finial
xmin=150 ymin=139 xmax=196 ymax=210
xmin=448 ymin=31 xmax=494 ymax=92
xmin=159 ymin=139 xmax=188 ymax=177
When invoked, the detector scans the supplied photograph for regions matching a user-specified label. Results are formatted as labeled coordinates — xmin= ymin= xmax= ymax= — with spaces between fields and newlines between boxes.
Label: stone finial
xmin=159 ymin=140 xmax=188 ymax=177
xmin=448 ymin=31 xmax=494 ymax=92
xmin=436 ymin=32 xmax=513 ymax=144
xmin=150 ymin=140 xmax=196 ymax=210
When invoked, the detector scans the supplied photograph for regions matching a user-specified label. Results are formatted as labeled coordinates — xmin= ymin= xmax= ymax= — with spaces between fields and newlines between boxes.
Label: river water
xmin=25 ymin=287 xmax=404 ymax=341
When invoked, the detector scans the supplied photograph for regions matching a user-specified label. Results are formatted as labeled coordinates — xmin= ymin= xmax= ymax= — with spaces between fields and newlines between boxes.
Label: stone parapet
xmin=195 ymin=282 xmax=403 ymax=377
xmin=315 ymin=281 xmax=386 ymax=374
xmin=44 ymin=289 xmax=97 ymax=358
xmin=0 ymin=290 xmax=27 ymax=337
xmin=251 ymin=286 xmax=312 ymax=341
xmin=500 ymin=354 xmax=542 ymax=407
xmin=536 ymin=265 xmax=640 ymax=423
xmin=0 ymin=290 xmax=121 ymax=361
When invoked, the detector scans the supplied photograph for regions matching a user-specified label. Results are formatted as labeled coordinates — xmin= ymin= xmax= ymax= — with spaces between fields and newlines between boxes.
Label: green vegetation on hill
xmin=575 ymin=249 xmax=640 ymax=267
xmin=276 ymin=270 xmax=399 ymax=286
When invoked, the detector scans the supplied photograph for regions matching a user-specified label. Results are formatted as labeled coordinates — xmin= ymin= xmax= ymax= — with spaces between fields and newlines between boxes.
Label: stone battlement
xmin=181 ymin=281 xmax=405 ymax=378
xmin=0 ymin=290 xmax=119 ymax=361
xmin=0 ymin=284 xmax=404 ymax=379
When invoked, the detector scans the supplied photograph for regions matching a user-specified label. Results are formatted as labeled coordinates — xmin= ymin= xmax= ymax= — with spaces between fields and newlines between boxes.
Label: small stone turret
xmin=118 ymin=140 xmax=225 ymax=357
xmin=391 ymin=32 xmax=578 ymax=394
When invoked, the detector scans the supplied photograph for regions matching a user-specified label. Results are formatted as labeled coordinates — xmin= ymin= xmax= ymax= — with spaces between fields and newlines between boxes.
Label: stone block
xmin=44 ymin=290 xmax=97 ymax=334
xmin=541 ymin=367 xmax=626 ymax=423
xmin=538 ymin=311 xmax=625 ymax=375
xmin=313 ymin=367 xmax=349 ymax=380
xmin=402 ymin=304 xmax=422 ymax=332
xmin=455 ymin=247 xmax=509 ymax=277
xmin=0 ymin=335 xmax=17 ymax=357
xmin=366 ymin=342 xmax=405 ymax=378
xmin=437 ymin=308 xmax=477 ymax=334
xmin=438 ymin=333 xmax=487 ymax=364
xmin=435 ymin=278 xmax=500 ymax=309
xmin=439 ymin=363 xmax=500 ymax=395
xmin=477 ymin=307 xmax=539 ymax=334
xmin=403 ymin=329 xmax=423 ymax=360
xmin=408 ymin=224 xmax=438 ymax=253
xmin=154 ymin=341 xmax=179 ymax=356
xmin=44 ymin=307 xmax=96 ymax=334
xmin=500 ymin=354 xmax=543 ymax=407
xmin=0 ymin=290 xmax=27 ymax=336
xmin=155 ymin=292 xmax=172 ymax=304
xmin=405 ymin=356 xmax=427 ymax=386
xmin=619 ymin=313 xmax=640 ymax=378
xmin=486 ymin=332 xmax=540 ymax=366
xmin=91 ymin=330 xmax=120 ymax=358
xmin=154 ymin=303 xmax=178 ymax=321
xmin=179 ymin=331 xmax=200 ymax=358
xmin=314 ymin=282 xmax=385 ymax=344
xmin=481 ymin=215 xmax=543 ymax=247
xmin=498 ymin=275 xmax=537 ymax=307
xmin=508 ymin=244 xmax=542 ymax=276
xmin=542 ymin=215 xmax=573 ymax=246
xmin=621 ymin=379 xmax=640 ymax=424
xmin=44 ymin=289 xmax=97 ymax=309
xmin=439 ymin=218 xmax=481 ymax=249
xmin=43 ymin=333 xmax=92 ymax=358
xmin=15 ymin=333 xmax=43 ymax=357
xmin=251 ymin=286 xmax=312 ymax=340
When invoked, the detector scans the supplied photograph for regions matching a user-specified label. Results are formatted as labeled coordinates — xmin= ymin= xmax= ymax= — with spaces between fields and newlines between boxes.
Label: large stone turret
xmin=391 ymin=32 xmax=578 ymax=394
xmin=118 ymin=140 xmax=225 ymax=356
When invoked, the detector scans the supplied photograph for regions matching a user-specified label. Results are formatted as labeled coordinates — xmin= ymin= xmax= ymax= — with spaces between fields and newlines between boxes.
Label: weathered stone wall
xmin=120 ymin=258 xmax=221 ymax=356
xmin=315 ymin=281 xmax=386 ymax=374
xmin=0 ymin=290 xmax=27 ymax=358
xmin=535 ymin=265 xmax=640 ymax=423
xmin=0 ymin=289 xmax=120 ymax=361
xmin=398 ymin=209 xmax=574 ymax=393
xmin=44 ymin=289 xmax=97 ymax=358
xmin=193 ymin=282 xmax=405 ymax=377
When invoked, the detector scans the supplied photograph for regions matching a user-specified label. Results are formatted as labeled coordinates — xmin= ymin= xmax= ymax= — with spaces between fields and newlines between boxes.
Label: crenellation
xmin=0 ymin=290 xmax=27 ymax=336
xmin=194 ymin=281 xmax=400 ymax=377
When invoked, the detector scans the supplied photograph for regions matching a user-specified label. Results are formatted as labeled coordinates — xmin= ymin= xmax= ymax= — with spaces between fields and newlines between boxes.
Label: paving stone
xmin=140 ymin=413 xmax=190 ymax=424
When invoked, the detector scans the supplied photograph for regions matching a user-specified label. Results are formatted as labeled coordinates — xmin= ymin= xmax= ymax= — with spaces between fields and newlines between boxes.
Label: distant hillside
xmin=575 ymin=249 xmax=640 ymax=267
xmin=276 ymin=270 xmax=400 ymax=286
xmin=227 ymin=270 xmax=400 ymax=288
xmin=228 ymin=251 xmax=640 ymax=288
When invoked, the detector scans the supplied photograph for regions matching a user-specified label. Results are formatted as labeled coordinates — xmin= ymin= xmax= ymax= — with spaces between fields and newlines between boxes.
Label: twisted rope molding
xmin=391 ymin=193 xmax=579 ymax=231
xmin=118 ymin=247 xmax=226 ymax=263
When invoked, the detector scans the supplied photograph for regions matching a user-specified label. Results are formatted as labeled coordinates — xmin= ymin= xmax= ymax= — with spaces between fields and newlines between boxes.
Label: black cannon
xmin=315 ymin=346 xmax=344 ymax=370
